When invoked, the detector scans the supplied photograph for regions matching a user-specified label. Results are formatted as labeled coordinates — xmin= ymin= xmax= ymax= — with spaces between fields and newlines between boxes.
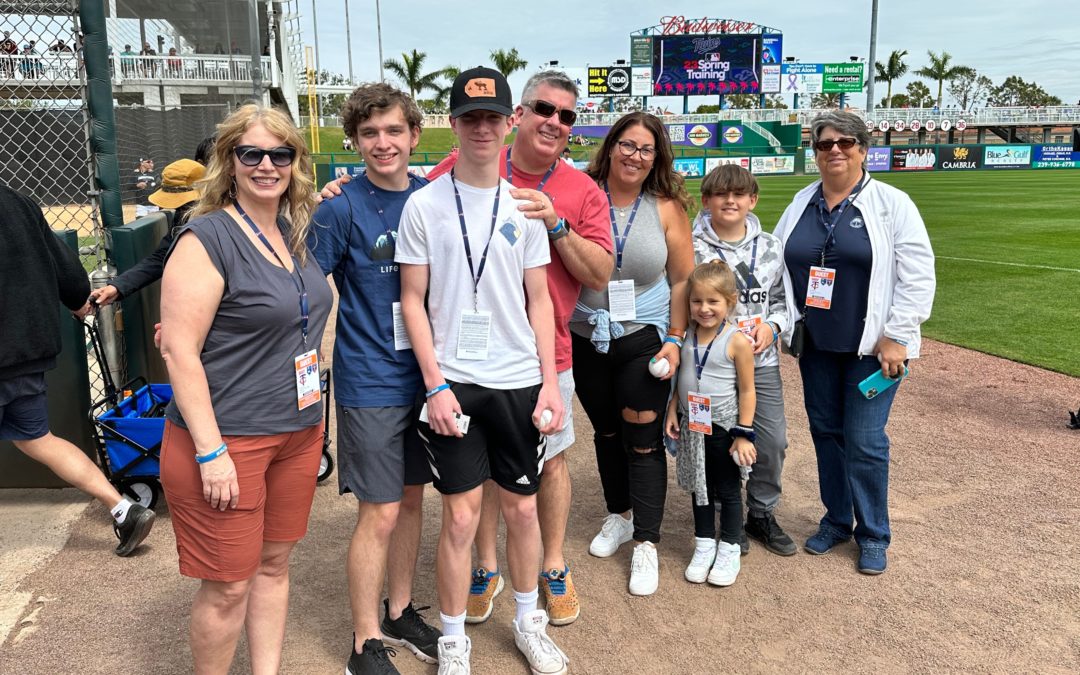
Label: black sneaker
xmin=380 ymin=599 xmax=441 ymax=665
xmin=346 ymin=637 xmax=399 ymax=675
xmin=744 ymin=512 xmax=797 ymax=556
xmin=739 ymin=530 xmax=750 ymax=556
xmin=114 ymin=503 xmax=155 ymax=557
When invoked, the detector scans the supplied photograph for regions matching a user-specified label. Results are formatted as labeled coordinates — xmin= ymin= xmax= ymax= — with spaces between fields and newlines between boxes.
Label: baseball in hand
xmin=648 ymin=357 xmax=670 ymax=378
xmin=539 ymin=409 xmax=553 ymax=428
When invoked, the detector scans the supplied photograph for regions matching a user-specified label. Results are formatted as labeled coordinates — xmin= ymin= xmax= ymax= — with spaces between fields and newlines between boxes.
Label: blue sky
xmin=300 ymin=1 xmax=1079 ymax=108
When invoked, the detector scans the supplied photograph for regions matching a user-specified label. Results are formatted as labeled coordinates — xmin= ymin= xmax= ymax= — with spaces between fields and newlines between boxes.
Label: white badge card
xmin=687 ymin=392 xmax=713 ymax=435
xmin=608 ymin=279 xmax=637 ymax=321
xmin=418 ymin=402 xmax=471 ymax=434
xmin=294 ymin=350 xmax=321 ymax=410
xmin=392 ymin=301 xmax=411 ymax=351
xmin=806 ymin=266 xmax=836 ymax=310
xmin=736 ymin=315 xmax=762 ymax=339
xmin=457 ymin=309 xmax=492 ymax=360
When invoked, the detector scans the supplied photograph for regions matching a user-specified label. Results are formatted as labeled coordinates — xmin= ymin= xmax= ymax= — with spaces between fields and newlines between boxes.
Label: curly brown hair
xmin=341 ymin=82 xmax=423 ymax=142
xmin=585 ymin=112 xmax=691 ymax=211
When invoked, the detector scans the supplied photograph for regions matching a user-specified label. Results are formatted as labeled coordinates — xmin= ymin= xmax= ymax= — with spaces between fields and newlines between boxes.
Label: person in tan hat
xmin=88 ymin=158 xmax=205 ymax=308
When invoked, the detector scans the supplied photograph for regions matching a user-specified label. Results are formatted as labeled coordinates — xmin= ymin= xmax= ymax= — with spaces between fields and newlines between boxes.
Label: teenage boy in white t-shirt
xmin=396 ymin=67 xmax=568 ymax=675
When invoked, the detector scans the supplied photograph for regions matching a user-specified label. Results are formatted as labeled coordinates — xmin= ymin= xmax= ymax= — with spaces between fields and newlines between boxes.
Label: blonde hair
xmin=687 ymin=260 xmax=738 ymax=312
xmin=192 ymin=103 xmax=316 ymax=264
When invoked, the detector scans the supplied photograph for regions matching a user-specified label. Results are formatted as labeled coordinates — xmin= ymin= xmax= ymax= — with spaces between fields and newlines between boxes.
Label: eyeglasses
xmin=615 ymin=140 xmax=656 ymax=161
xmin=525 ymin=100 xmax=577 ymax=127
xmin=234 ymin=145 xmax=297 ymax=167
xmin=814 ymin=137 xmax=859 ymax=152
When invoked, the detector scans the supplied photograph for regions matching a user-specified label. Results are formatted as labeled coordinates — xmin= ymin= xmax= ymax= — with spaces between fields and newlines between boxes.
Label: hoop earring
xmin=228 ymin=177 xmax=237 ymax=201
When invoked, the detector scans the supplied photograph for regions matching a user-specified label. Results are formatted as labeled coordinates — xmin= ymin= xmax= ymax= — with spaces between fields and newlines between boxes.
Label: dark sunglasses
xmin=234 ymin=145 xmax=297 ymax=167
xmin=525 ymin=99 xmax=577 ymax=127
xmin=814 ymin=137 xmax=859 ymax=152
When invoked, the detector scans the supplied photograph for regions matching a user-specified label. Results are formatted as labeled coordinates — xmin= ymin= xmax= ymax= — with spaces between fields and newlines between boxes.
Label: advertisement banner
xmin=780 ymin=63 xmax=823 ymax=94
xmin=705 ymin=157 xmax=750 ymax=172
xmin=631 ymin=67 xmax=652 ymax=96
xmin=822 ymin=63 xmax=864 ymax=93
xmin=866 ymin=147 xmax=891 ymax=172
xmin=332 ymin=163 xmax=364 ymax=178
xmin=891 ymin=146 xmax=937 ymax=171
xmin=673 ymin=158 xmax=705 ymax=178
xmin=751 ymin=155 xmax=795 ymax=175
xmin=722 ymin=125 xmax=744 ymax=145
xmin=984 ymin=145 xmax=1032 ymax=168
xmin=804 ymin=147 xmax=819 ymax=174
xmin=667 ymin=123 xmax=718 ymax=147
xmin=761 ymin=36 xmax=782 ymax=65
xmin=630 ymin=36 xmax=652 ymax=66
xmin=761 ymin=64 xmax=781 ymax=93
xmin=936 ymin=145 xmax=983 ymax=171
xmin=587 ymin=65 xmax=631 ymax=97
xmin=652 ymin=34 xmax=760 ymax=96
xmin=1032 ymin=144 xmax=1080 ymax=169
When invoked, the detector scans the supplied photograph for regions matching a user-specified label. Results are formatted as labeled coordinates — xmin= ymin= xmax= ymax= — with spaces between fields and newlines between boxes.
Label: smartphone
xmin=858 ymin=367 xmax=909 ymax=399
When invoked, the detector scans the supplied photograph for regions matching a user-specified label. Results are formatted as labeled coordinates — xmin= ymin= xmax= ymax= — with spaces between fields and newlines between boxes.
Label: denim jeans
xmin=798 ymin=341 xmax=900 ymax=549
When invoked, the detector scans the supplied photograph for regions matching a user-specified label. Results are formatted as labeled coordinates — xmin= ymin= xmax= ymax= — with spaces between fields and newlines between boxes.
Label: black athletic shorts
xmin=418 ymin=382 xmax=546 ymax=496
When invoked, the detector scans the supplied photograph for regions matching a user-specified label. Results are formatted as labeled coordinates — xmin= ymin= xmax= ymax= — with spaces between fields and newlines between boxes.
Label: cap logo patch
xmin=465 ymin=78 xmax=496 ymax=98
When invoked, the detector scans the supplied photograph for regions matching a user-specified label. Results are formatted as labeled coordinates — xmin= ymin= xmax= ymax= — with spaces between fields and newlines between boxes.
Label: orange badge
xmin=464 ymin=78 xmax=496 ymax=98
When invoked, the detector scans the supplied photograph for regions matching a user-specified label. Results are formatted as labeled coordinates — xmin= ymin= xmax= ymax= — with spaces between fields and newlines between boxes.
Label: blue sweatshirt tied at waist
xmin=571 ymin=278 xmax=671 ymax=354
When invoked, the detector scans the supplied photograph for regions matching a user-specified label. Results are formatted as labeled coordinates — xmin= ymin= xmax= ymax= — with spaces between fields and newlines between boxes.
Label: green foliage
xmin=986 ymin=76 xmax=1063 ymax=107
xmin=811 ymin=92 xmax=840 ymax=108
xmin=905 ymin=81 xmax=934 ymax=108
xmin=297 ymin=69 xmax=350 ymax=117
xmin=874 ymin=49 xmax=909 ymax=109
xmin=382 ymin=49 xmax=447 ymax=101
xmin=947 ymin=70 xmax=994 ymax=110
xmin=914 ymin=50 xmax=974 ymax=108
xmin=489 ymin=48 xmax=528 ymax=78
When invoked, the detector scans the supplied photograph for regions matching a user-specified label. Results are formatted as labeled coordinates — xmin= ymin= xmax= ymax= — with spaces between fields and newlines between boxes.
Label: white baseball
xmin=539 ymin=409 xmax=553 ymax=428
xmin=648 ymin=357 xmax=670 ymax=378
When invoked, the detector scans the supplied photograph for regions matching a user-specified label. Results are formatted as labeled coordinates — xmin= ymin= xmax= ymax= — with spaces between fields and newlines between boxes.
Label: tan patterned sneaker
xmin=539 ymin=567 xmax=580 ymax=626
xmin=465 ymin=567 xmax=504 ymax=624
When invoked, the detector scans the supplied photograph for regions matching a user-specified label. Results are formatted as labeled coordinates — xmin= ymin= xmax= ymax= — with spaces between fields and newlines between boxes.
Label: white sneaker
xmin=512 ymin=609 xmax=569 ymax=675
xmin=589 ymin=513 xmax=634 ymax=557
xmin=628 ymin=541 xmax=659 ymax=596
xmin=437 ymin=635 xmax=471 ymax=675
xmin=707 ymin=541 xmax=742 ymax=587
xmin=684 ymin=537 xmax=717 ymax=583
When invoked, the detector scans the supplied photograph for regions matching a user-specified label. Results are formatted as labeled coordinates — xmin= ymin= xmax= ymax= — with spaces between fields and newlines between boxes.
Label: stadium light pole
xmin=376 ymin=0 xmax=385 ymax=82
xmin=866 ymin=0 xmax=879 ymax=114
xmin=344 ymin=0 xmax=354 ymax=83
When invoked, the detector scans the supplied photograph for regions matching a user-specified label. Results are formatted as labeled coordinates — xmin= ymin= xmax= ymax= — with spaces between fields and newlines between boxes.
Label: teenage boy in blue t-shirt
xmin=307 ymin=83 xmax=439 ymax=675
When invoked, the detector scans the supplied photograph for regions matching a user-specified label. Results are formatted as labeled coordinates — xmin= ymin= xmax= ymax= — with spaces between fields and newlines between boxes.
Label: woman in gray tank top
xmin=158 ymin=104 xmax=332 ymax=674
xmin=570 ymin=112 xmax=695 ymax=597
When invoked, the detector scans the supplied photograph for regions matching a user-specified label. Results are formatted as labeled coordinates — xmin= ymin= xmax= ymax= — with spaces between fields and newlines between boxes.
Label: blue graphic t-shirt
xmin=308 ymin=172 xmax=429 ymax=407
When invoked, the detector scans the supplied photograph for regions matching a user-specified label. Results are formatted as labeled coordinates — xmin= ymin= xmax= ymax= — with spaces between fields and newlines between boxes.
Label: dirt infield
xmin=1 ymin=333 xmax=1079 ymax=673
xmin=41 ymin=204 xmax=138 ymax=236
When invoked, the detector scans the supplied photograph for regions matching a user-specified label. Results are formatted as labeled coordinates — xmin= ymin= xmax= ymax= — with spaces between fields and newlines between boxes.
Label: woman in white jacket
xmin=773 ymin=111 xmax=935 ymax=575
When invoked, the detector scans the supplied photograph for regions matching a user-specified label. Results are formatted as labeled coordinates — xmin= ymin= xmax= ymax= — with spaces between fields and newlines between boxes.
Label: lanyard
xmin=234 ymin=201 xmax=310 ymax=345
xmin=505 ymin=145 xmax=557 ymax=192
xmin=451 ymin=169 xmax=501 ymax=309
xmin=692 ymin=326 xmax=722 ymax=386
xmin=815 ymin=172 xmax=868 ymax=266
xmin=712 ymin=237 xmax=758 ymax=290
xmin=604 ymin=182 xmax=644 ymax=272
xmin=361 ymin=173 xmax=409 ymax=244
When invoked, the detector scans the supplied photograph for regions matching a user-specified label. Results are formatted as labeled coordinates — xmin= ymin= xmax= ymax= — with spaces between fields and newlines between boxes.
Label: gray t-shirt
xmin=164 ymin=209 xmax=332 ymax=435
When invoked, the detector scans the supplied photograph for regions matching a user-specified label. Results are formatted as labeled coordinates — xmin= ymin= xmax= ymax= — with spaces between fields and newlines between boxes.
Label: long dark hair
xmin=585 ymin=112 xmax=691 ymax=211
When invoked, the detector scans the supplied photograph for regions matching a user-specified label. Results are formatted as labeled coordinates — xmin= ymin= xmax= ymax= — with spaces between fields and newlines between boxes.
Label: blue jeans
xmin=798 ymin=342 xmax=900 ymax=549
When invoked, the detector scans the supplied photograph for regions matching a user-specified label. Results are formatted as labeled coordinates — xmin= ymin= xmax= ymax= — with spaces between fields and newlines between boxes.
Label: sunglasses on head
xmin=525 ymin=99 xmax=577 ymax=127
xmin=814 ymin=137 xmax=859 ymax=152
xmin=234 ymin=145 xmax=296 ymax=167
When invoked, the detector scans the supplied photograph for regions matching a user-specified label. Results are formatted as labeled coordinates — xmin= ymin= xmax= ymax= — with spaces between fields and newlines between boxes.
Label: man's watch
xmin=548 ymin=217 xmax=570 ymax=241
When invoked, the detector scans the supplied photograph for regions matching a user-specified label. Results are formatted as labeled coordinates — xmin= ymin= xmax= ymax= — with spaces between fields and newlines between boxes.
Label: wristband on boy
xmin=426 ymin=383 xmax=450 ymax=398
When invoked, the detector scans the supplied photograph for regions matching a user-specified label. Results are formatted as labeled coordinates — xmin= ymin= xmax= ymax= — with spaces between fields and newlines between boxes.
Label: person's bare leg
xmin=499 ymin=488 xmax=541 ymax=595
xmin=537 ymin=453 xmax=570 ymax=571
xmin=348 ymin=500 xmax=401 ymax=647
xmin=245 ymin=540 xmax=297 ymax=675
xmin=472 ymin=479 xmax=501 ymax=571
xmin=436 ymin=487 xmax=483 ymax=616
xmin=15 ymin=433 xmax=123 ymax=507
xmin=387 ymin=484 xmax=423 ymax=618
xmin=190 ymin=577 xmax=253 ymax=675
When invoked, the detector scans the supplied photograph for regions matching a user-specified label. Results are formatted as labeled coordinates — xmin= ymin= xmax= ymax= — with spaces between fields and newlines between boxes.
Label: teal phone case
xmin=858 ymin=366 xmax=908 ymax=399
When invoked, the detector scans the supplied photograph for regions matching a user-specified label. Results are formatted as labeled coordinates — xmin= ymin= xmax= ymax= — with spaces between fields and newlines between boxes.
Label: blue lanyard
xmin=712 ymin=237 xmax=758 ymax=290
xmin=692 ymin=326 xmax=723 ymax=386
xmin=604 ymin=182 xmax=644 ymax=272
xmin=505 ymin=145 xmax=557 ymax=192
xmin=361 ymin=173 xmax=410 ymax=245
xmin=815 ymin=172 xmax=868 ymax=265
xmin=234 ymin=201 xmax=310 ymax=345
xmin=450 ymin=169 xmax=501 ymax=308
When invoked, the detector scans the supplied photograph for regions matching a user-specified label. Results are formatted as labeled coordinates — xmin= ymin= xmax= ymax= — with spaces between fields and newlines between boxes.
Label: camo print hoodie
xmin=691 ymin=210 xmax=789 ymax=368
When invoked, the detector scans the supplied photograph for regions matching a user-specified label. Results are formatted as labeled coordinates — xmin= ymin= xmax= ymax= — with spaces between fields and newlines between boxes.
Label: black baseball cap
xmin=449 ymin=66 xmax=513 ymax=119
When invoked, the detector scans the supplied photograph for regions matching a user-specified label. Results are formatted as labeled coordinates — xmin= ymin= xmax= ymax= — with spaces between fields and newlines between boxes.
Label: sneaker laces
xmin=470 ymin=568 xmax=494 ymax=595
xmin=631 ymin=545 xmax=656 ymax=575
xmin=399 ymin=604 xmax=439 ymax=641
xmin=600 ymin=513 xmax=626 ymax=539
xmin=520 ymin=624 xmax=562 ymax=664
xmin=541 ymin=568 xmax=567 ymax=595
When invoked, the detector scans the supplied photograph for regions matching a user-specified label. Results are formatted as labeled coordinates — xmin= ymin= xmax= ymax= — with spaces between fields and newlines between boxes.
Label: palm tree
xmin=382 ymin=49 xmax=445 ymax=100
xmin=811 ymin=92 xmax=841 ymax=109
xmin=430 ymin=65 xmax=461 ymax=111
xmin=489 ymin=48 xmax=528 ymax=78
xmin=914 ymin=50 xmax=974 ymax=108
xmin=874 ymin=49 xmax=908 ymax=109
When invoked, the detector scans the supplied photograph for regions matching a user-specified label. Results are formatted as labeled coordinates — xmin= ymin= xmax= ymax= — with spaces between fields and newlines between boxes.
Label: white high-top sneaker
xmin=707 ymin=540 xmax=742 ymax=587
xmin=684 ymin=537 xmax=717 ymax=583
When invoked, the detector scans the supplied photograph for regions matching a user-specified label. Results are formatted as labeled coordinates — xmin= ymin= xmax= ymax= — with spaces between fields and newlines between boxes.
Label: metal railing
xmin=0 ymin=53 xmax=273 ymax=87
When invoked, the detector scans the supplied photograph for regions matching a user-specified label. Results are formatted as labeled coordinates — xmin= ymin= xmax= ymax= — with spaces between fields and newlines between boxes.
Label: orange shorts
xmin=160 ymin=420 xmax=324 ymax=582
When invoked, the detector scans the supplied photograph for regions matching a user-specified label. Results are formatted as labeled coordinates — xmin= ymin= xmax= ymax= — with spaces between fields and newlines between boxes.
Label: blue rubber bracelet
xmin=663 ymin=336 xmax=683 ymax=348
xmin=548 ymin=220 xmax=565 ymax=235
xmin=426 ymin=383 xmax=450 ymax=398
xmin=195 ymin=442 xmax=228 ymax=464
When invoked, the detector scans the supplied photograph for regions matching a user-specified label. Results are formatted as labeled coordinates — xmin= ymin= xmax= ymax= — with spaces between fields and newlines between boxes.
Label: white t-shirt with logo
xmin=395 ymin=173 xmax=550 ymax=389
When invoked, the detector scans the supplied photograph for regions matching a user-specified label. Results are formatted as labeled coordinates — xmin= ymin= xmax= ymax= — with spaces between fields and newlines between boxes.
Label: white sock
xmin=514 ymin=588 xmax=538 ymax=624
xmin=440 ymin=610 xmax=466 ymax=637
xmin=111 ymin=497 xmax=134 ymax=524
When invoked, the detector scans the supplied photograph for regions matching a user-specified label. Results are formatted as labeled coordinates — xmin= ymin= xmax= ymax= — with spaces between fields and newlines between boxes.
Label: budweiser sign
xmin=659 ymin=16 xmax=760 ymax=35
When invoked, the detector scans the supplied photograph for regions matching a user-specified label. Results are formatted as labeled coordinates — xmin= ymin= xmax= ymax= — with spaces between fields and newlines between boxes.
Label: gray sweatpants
xmin=746 ymin=365 xmax=787 ymax=516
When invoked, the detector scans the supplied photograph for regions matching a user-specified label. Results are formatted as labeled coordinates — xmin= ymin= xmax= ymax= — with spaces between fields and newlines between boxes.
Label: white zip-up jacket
xmin=773 ymin=176 xmax=936 ymax=359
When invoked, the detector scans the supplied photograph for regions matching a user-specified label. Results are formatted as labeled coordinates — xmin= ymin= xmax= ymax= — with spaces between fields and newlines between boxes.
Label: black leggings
xmin=691 ymin=426 xmax=744 ymax=544
xmin=572 ymin=329 xmax=669 ymax=544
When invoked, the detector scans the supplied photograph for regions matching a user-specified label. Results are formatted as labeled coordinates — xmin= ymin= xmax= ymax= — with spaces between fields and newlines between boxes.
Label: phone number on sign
xmin=1033 ymin=161 xmax=1078 ymax=168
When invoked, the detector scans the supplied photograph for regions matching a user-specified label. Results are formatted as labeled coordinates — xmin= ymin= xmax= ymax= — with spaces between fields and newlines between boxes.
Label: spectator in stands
xmin=1 ymin=31 xmax=18 ymax=78
xmin=49 ymin=38 xmax=72 ymax=53
xmin=20 ymin=41 xmax=41 ymax=79
xmin=120 ymin=43 xmax=135 ymax=76
xmin=167 ymin=47 xmax=181 ymax=76
xmin=0 ymin=182 xmax=156 ymax=557
xmin=139 ymin=41 xmax=156 ymax=77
